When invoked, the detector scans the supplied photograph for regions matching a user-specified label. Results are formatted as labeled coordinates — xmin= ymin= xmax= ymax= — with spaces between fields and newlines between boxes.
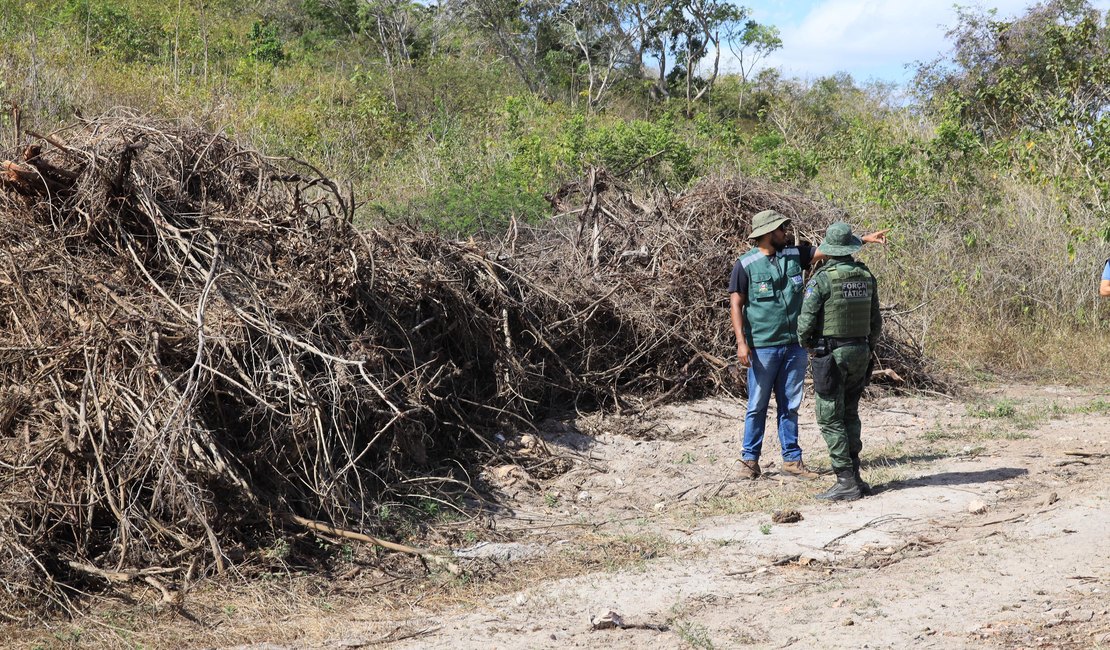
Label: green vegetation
xmin=673 ymin=619 xmax=717 ymax=649
xmin=1 ymin=0 xmax=1108 ymax=374
xmin=969 ymin=399 xmax=1019 ymax=419
xmin=1050 ymin=398 xmax=1110 ymax=416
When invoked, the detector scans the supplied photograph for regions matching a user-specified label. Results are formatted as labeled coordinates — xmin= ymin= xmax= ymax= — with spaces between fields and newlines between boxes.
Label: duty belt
xmin=822 ymin=336 xmax=868 ymax=350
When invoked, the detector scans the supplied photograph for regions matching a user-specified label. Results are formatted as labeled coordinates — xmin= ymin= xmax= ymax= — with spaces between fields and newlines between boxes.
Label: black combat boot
xmin=851 ymin=456 xmax=872 ymax=496
xmin=816 ymin=469 xmax=862 ymax=501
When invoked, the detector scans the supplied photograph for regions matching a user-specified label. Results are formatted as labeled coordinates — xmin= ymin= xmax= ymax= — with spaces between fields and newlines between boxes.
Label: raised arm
xmin=809 ymin=229 xmax=889 ymax=266
xmin=862 ymin=229 xmax=889 ymax=245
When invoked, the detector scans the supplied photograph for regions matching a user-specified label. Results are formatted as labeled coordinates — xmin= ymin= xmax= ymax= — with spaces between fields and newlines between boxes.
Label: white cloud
xmin=749 ymin=0 xmax=1107 ymax=84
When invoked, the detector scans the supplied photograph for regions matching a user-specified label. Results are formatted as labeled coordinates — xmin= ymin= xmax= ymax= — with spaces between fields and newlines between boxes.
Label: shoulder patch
xmin=804 ymin=278 xmax=818 ymax=298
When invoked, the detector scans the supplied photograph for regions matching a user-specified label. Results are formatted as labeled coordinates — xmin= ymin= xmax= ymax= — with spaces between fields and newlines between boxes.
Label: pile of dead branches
xmin=540 ymin=169 xmax=947 ymax=394
xmin=0 ymin=113 xmax=945 ymax=617
xmin=0 ymin=112 xmax=527 ymax=615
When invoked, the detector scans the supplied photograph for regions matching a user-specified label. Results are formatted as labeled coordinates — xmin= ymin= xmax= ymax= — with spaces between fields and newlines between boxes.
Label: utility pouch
xmin=810 ymin=353 xmax=839 ymax=395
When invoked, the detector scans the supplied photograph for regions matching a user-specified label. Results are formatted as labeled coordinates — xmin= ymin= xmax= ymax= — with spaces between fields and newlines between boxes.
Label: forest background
xmin=1 ymin=0 xmax=1108 ymax=377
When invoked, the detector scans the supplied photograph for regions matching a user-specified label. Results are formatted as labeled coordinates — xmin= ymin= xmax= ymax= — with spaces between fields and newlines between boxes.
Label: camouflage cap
xmin=817 ymin=222 xmax=863 ymax=256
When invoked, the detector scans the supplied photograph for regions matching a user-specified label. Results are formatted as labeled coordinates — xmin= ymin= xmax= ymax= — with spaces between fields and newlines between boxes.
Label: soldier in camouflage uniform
xmin=798 ymin=222 xmax=883 ymax=501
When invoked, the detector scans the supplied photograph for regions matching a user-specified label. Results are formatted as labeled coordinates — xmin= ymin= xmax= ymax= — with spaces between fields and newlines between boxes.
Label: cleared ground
xmin=13 ymin=382 xmax=1110 ymax=649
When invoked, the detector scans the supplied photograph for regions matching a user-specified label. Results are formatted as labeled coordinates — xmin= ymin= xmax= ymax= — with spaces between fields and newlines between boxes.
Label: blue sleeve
xmin=1103 ymin=261 xmax=1110 ymax=281
xmin=728 ymin=259 xmax=747 ymax=294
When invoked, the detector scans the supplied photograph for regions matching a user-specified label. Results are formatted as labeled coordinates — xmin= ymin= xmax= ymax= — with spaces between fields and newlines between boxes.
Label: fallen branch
xmin=1063 ymin=450 xmax=1109 ymax=458
xmin=822 ymin=515 xmax=910 ymax=550
xmin=287 ymin=514 xmax=461 ymax=576
xmin=66 ymin=562 xmax=178 ymax=583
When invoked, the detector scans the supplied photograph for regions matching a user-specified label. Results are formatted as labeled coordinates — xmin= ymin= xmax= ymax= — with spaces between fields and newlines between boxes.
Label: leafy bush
xmin=59 ymin=0 xmax=164 ymax=62
xmin=412 ymin=163 xmax=552 ymax=235
xmin=580 ymin=116 xmax=697 ymax=184
xmin=247 ymin=20 xmax=286 ymax=65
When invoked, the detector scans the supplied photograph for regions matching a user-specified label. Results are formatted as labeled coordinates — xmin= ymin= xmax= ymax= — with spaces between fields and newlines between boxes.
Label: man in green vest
xmin=729 ymin=211 xmax=886 ymax=481
xmin=797 ymin=222 xmax=883 ymax=501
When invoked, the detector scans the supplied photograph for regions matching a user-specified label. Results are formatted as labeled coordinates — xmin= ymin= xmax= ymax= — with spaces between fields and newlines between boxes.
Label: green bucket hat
xmin=817 ymin=221 xmax=863 ymax=256
xmin=748 ymin=209 xmax=790 ymax=239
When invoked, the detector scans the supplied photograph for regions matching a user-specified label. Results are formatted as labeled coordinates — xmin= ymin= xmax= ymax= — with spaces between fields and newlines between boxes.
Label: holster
xmin=810 ymin=351 xmax=839 ymax=395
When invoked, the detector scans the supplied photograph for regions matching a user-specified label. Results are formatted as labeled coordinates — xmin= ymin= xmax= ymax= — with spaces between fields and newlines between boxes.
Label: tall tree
xmin=726 ymin=19 xmax=781 ymax=113
xmin=453 ymin=0 xmax=769 ymax=110
xmin=358 ymin=1 xmax=435 ymax=108
xmin=541 ymin=0 xmax=668 ymax=109
xmin=450 ymin=0 xmax=558 ymax=96
xmin=915 ymin=0 xmax=1109 ymax=144
xmin=663 ymin=0 xmax=749 ymax=114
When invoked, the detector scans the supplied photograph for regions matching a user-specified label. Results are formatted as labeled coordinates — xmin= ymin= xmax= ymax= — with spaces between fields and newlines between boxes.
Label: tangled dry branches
xmin=0 ymin=112 xmax=945 ymax=617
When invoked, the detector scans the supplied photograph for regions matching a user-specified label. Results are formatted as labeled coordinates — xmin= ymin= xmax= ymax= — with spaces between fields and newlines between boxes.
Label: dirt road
xmin=285 ymin=382 xmax=1109 ymax=650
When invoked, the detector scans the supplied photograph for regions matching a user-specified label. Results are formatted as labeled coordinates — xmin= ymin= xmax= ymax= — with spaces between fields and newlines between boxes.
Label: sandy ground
xmin=12 ymin=382 xmax=1108 ymax=649
xmin=264 ymin=382 xmax=1110 ymax=650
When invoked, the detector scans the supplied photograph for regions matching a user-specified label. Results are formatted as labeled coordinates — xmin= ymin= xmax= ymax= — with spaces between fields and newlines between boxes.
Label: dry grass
xmin=689 ymin=476 xmax=832 ymax=521
xmin=926 ymin=321 xmax=1110 ymax=385
xmin=867 ymin=175 xmax=1110 ymax=383
xmin=2 ymin=523 xmax=691 ymax=649
xmin=3 ymin=562 xmax=421 ymax=649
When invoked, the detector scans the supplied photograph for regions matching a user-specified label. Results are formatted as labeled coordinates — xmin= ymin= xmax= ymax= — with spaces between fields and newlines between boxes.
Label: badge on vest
xmin=842 ymin=280 xmax=870 ymax=299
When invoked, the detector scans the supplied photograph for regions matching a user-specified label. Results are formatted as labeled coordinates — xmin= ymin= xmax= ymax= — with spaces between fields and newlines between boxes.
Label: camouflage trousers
xmin=814 ymin=344 xmax=871 ymax=471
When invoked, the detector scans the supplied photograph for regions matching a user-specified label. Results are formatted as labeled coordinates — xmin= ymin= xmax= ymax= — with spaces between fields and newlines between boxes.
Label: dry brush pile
xmin=0 ymin=113 xmax=943 ymax=617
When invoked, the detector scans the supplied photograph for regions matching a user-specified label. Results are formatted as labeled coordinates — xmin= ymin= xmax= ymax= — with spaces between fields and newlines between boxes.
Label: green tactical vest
xmin=739 ymin=247 xmax=805 ymax=347
xmin=819 ymin=260 xmax=874 ymax=338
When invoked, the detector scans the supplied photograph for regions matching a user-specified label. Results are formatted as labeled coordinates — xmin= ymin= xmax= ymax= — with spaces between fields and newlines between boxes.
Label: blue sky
xmin=733 ymin=0 xmax=1110 ymax=86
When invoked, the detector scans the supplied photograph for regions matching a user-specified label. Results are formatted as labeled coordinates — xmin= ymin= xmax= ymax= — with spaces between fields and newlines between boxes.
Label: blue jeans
xmin=742 ymin=343 xmax=807 ymax=462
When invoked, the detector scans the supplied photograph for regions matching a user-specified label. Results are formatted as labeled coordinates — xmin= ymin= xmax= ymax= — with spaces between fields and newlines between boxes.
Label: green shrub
xmin=60 ymin=0 xmax=165 ymax=62
xmin=247 ymin=20 xmax=286 ymax=65
xmin=580 ymin=116 xmax=697 ymax=184
xmin=415 ymin=166 xmax=551 ymax=235
xmin=755 ymin=143 xmax=818 ymax=182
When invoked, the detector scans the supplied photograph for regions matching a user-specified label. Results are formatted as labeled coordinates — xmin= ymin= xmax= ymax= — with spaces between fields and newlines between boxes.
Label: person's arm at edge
xmin=1100 ymin=279 xmax=1110 ymax=297
xmin=730 ymin=292 xmax=751 ymax=366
